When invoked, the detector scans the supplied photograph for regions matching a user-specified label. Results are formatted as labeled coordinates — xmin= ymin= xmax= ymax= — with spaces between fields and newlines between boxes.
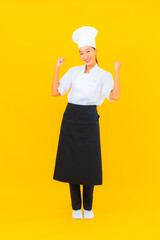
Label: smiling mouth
xmin=85 ymin=59 xmax=91 ymax=62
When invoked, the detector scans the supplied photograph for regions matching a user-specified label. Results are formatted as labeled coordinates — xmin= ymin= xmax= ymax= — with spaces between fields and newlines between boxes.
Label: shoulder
xmin=66 ymin=65 xmax=82 ymax=74
xmin=98 ymin=67 xmax=113 ymax=79
xmin=69 ymin=65 xmax=83 ymax=70
xmin=97 ymin=67 xmax=114 ymax=87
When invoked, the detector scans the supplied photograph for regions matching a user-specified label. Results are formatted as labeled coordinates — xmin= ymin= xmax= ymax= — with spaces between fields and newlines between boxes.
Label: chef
xmin=52 ymin=26 xmax=122 ymax=219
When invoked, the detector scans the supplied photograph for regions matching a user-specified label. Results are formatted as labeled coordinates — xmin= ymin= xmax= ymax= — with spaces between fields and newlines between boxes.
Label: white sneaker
xmin=72 ymin=209 xmax=83 ymax=219
xmin=83 ymin=209 xmax=94 ymax=219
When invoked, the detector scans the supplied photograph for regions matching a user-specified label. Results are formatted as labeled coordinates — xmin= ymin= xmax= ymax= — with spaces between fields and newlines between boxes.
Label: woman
xmin=52 ymin=26 xmax=122 ymax=219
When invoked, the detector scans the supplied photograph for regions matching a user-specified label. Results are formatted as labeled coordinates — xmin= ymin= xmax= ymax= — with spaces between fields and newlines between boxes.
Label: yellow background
xmin=0 ymin=0 xmax=160 ymax=239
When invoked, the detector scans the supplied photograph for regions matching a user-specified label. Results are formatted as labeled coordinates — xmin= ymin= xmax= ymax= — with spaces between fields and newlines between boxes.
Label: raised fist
xmin=114 ymin=61 xmax=122 ymax=71
xmin=56 ymin=57 xmax=65 ymax=68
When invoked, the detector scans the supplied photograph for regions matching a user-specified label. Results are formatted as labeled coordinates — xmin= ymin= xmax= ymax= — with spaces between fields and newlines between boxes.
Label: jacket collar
xmin=83 ymin=63 xmax=98 ymax=74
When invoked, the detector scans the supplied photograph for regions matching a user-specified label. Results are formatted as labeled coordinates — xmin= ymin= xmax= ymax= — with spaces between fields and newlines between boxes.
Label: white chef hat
xmin=72 ymin=26 xmax=98 ymax=49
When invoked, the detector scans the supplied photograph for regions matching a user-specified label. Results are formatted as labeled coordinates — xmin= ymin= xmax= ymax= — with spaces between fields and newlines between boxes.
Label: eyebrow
xmin=79 ymin=48 xmax=90 ymax=53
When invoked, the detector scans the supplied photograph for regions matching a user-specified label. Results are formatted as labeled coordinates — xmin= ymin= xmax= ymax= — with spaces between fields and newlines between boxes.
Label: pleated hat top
xmin=72 ymin=26 xmax=98 ymax=49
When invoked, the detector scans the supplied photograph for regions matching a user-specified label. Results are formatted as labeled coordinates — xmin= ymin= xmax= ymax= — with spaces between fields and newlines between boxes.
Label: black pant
xmin=69 ymin=183 xmax=94 ymax=210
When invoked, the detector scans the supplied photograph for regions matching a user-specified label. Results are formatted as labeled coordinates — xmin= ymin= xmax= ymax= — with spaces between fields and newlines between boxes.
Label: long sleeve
xmin=100 ymin=72 xmax=115 ymax=101
xmin=57 ymin=68 xmax=73 ymax=96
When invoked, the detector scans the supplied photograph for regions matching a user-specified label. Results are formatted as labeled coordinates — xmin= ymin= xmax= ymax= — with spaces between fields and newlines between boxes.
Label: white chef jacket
xmin=57 ymin=63 xmax=115 ymax=106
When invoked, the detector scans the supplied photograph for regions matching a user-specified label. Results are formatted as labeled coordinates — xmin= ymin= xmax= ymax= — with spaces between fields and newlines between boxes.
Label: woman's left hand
xmin=114 ymin=61 xmax=122 ymax=72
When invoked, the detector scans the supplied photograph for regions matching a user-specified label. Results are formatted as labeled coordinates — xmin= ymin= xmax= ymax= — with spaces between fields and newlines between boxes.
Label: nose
xmin=84 ymin=54 xmax=88 ymax=60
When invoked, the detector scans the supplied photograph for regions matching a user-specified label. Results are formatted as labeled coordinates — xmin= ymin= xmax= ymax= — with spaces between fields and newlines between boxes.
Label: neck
xmin=85 ymin=62 xmax=97 ymax=72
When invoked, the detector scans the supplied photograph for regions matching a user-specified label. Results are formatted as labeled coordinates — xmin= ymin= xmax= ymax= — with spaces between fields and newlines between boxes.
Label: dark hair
xmin=92 ymin=47 xmax=98 ymax=65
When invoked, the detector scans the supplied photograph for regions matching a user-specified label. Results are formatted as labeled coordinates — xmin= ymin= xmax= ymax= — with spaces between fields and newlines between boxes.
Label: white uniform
xmin=57 ymin=63 xmax=115 ymax=106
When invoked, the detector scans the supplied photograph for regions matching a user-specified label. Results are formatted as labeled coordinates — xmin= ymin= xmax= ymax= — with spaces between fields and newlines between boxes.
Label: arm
xmin=109 ymin=61 xmax=122 ymax=101
xmin=52 ymin=57 xmax=66 ymax=97
xmin=52 ymin=65 xmax=61 ymax=96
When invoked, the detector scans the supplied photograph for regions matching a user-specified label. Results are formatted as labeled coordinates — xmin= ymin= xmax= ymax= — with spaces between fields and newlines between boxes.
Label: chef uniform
xmin=53 ymin=26 xmax=115 ymax=210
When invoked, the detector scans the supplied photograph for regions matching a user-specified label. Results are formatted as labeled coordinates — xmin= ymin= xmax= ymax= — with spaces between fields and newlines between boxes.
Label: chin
xmin=86 ymin=62 xmax=93 ymax=65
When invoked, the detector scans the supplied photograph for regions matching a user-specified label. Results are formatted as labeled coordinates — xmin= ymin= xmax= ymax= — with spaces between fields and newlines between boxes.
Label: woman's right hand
xmin=56 ymin=57 xmax=65 ymax=68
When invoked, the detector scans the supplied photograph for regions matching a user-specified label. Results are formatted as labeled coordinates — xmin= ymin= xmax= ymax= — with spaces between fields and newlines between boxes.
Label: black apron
xmin=53 ymin=102 xmax=102 ymax=185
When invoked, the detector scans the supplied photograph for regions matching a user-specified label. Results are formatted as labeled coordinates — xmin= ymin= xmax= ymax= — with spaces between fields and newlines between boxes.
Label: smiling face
xmin=79 ymin=46 xmax=97 ymax=66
